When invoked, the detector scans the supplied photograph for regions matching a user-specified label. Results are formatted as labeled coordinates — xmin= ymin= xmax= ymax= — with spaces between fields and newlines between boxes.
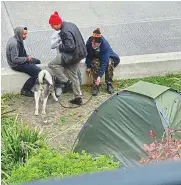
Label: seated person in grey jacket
xmin=50 ymin=30 xmax=82 ymax=96
xmin=6 ymin=26 xmax=41 ymax=97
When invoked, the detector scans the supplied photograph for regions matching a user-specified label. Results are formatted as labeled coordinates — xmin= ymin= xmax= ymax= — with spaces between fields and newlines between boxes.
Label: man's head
xmin=22 ymin=27 xmax=28 ymax=40
xmin=49 ymin=11 xmax=63 ymax=31
xmin=91 ymin=28 xmax=102 ymax=49
xmin=14 ymin=26 xmax=28 ymax=41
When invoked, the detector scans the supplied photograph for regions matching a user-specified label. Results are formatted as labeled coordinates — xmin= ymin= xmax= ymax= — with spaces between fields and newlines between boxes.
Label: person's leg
xmin=91 ymin=59 xmax=100 ymax=96
xmin=31 ymin=58 xmax=41 ymax=65
xmin=12 ymin=63 xmax=41 ymax=97
xmin=48 ymin=55 xmax=69 ymax=83
xmin=22 ymin=75 xmax=39 ymax=94
xmin=65 ymin=63 xmax=83 ymax=105
xmin=48 ymin=55 xmax=72 ymax=95
xmin=105 ymin=58 xmax=114 ymax=94
xmin=77 ymin=68 xmax=82 ymax=85
xmin=19 ymin=64 xmax=41 ymax=92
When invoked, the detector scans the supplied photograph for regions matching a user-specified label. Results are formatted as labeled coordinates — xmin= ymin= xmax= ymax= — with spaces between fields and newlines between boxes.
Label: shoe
xmin=69 ymin=97 xmax=83 ymax=105
xmin=21 ymin=89 xmax=34 ymax=97
xmin=55 ymin=87 xmax=62 ymax=97
xmin=62 ymin=80 xmax=72 ymax=94
xmin=92 ymin=85 xmax=99 ymax=96
xmin=107 ymin=82 xmax=114 ymax=94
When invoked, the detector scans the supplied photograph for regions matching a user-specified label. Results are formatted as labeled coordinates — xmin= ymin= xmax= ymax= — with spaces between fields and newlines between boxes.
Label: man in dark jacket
xmin=6 ymin=25 xmax=41 ymax=97
xmin=48 ymin=11 xmax=87 ymax=105
xmin=85 ymin=28 xmax=120 ymax=96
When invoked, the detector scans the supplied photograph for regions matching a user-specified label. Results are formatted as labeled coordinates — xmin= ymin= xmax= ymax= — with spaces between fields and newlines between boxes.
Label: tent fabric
xmin=74 ymin=91 xmax=165 ymax=167
xmin=125 ymin=81 xmax=170 ymax=99
xmin=73 ymin=81 xmax=181 ymax=167
xmin=155 ymin=90 xmax=181 ymax=129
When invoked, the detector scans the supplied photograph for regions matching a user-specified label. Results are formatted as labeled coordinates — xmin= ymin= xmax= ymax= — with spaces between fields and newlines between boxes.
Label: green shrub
xmin=7 ymin=148 xmax=120 ymax=185
xmin=1 ymin=115 xmax=47 ymax=180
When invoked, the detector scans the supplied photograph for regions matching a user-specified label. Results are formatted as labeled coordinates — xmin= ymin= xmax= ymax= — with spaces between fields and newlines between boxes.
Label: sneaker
xmin=92 ymin=85 xmax=99 ymax=96
xmin=21 ymin=89 xmax=34 ymax=97
xmin=69 ymin=97 xmax=83 ymax=105
xmin=107 ymin=82 xmax=114 ymax=94
xmin=55 ymin=87 xmax=62 ymax=97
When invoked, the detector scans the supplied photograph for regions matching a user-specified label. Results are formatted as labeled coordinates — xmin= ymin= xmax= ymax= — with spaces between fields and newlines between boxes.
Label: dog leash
xmin=1 ymin=109 xmax=16 ymax=116
xmin=58 ymin=72 xmax=93 ymax=108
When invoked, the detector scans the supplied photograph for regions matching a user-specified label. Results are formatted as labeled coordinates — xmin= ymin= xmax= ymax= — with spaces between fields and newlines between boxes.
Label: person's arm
xmin=85 ymin=40 xmax=93 ymax=68
xmin=59 ymin=32 xmax=75 ymax=53
xmin=50 ymin=32 xmax=61 ymax=49
xmin=9 ymin=43 xmax=28 ymax=64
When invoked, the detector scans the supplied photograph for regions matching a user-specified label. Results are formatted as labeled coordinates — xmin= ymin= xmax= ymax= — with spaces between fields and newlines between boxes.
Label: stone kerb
xmin=1 ymin=53 xmax=181 ymax=94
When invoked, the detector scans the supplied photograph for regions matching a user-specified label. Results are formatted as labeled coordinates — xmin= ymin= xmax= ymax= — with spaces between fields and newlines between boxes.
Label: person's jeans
xmin=12 ymin=58 xmax=41 ymax=91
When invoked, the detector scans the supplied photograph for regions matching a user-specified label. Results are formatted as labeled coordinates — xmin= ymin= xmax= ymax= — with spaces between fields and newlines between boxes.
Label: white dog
xmin=34 ymin=69 xmax=60 ymax=116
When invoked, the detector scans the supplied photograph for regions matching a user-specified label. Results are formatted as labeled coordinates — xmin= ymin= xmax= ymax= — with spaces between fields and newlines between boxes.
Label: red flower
xmin=150 ymin=130 xmax=156 ymax=138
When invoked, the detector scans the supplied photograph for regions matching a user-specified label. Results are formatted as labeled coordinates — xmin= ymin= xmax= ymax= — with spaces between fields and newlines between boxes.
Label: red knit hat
xmin=49 ymin=11 xmax=63 ymax=25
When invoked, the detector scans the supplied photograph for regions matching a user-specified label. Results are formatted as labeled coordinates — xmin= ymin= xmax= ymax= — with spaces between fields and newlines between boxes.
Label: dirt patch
xmin=6 ymin=86 xmax=112 ymax=152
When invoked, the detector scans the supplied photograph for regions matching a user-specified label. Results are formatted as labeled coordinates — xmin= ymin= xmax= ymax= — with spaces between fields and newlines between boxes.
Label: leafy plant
xmin=1 ymin=114 xmax=47 ymax=179
xmin=59 ymin=115 xmax=68 ymax=123
xmin=1 ymin=93 xmax=20 ymax=100
xmin=1 ymin=97 xmax=8 ymax=115
xmin=7 ymin=149 xmax=120 ymax=185
xmin=140 ymin=129 xmax=181 ymax=164
xmin=1 ymin=97 xmax=16 ymax=117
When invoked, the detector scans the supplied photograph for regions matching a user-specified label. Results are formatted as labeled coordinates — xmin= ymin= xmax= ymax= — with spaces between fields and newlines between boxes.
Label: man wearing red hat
xmin=48 ymin=11 xmax=87 ymax=105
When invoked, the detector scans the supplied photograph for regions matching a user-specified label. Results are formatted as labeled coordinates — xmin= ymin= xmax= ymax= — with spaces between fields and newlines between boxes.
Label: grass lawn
xmin=114 ymin=73 xmax=181 ymax=91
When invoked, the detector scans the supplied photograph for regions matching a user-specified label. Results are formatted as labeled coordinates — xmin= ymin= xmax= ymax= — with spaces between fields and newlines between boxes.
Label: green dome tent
xmin=73 ymin=81 xmax=181 ymax=167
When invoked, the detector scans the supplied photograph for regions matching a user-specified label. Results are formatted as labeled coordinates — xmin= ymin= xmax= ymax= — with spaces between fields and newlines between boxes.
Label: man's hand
xmin=27 ymin=56 xmax=33 ymax=61
xmin=96 ymin=76 xmax=101 ymax=85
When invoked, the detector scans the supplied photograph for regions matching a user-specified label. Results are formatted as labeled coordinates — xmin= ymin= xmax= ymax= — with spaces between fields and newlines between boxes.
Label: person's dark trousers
xmin=12 ymin=58 xmax=41 ymax=97
xmin=30 ymin=58 xmax=41 ymax=65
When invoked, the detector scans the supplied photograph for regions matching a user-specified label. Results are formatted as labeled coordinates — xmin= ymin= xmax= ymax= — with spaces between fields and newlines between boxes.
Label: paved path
xmin=1 ymin=1 xmax=181 ymax=67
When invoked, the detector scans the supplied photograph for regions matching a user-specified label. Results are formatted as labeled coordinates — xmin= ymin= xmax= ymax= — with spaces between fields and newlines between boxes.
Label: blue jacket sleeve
xmin=98 ymin=47 xmax=109 ymax=78
xmin=85 ymin=40 xmax=93 ymax=68
xmin=85 ymin=55 xmax=92 ymax=68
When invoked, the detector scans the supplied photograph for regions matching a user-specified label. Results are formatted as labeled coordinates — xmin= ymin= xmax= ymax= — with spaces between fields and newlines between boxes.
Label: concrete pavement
xmin=1 ymin=1 xmax=181 ymax=67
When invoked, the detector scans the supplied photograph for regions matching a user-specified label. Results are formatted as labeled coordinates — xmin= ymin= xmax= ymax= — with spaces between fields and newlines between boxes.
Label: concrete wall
xmin=2 ymin=52 xmax=181 ymax=94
